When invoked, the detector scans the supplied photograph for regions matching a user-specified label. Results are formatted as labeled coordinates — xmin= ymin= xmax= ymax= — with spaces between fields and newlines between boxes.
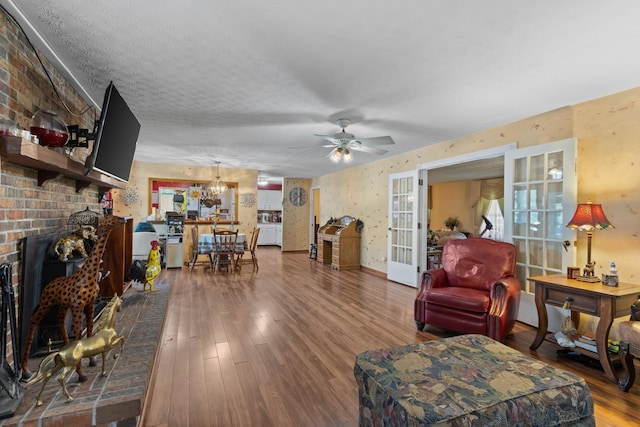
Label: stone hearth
xmin=2 ymin=282 xmax=168 ymax=427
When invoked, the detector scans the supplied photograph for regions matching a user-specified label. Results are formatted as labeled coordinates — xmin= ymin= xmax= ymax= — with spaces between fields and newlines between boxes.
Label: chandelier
xmin=199 ymin=161 xmax=226 ymax=208
xmin=208 ymin=161 xmax=227 ymax=195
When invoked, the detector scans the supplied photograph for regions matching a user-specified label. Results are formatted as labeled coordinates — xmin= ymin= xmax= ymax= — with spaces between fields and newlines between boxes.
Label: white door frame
xmin=387 ymin=170 xmax=420 ymax=286
xmin=417 ymin=144 xmax=517 ymax=273
xmin=309 ymin=186 xmax=320 ymax=247
xmin=504 ymin=138 xmax=577 ymax=328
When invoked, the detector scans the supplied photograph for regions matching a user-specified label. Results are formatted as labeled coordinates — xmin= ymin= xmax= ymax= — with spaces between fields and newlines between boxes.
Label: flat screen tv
xmin=85 ymin=82 xmax=140 ymax=182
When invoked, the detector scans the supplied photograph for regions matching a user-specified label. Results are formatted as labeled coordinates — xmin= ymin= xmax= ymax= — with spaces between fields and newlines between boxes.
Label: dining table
xmin=198 ymin=233 xmax=247 ymax=270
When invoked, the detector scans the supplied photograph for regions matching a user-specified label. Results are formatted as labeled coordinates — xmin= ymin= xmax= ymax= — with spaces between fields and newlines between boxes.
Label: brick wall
xmin=0 ymin=9 xmax=101 ymax=256
xmin=0 ymin=8 xmax=102 ymax=331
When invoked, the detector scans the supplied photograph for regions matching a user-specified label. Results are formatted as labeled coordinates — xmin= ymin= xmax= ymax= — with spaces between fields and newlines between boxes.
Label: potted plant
xmin=444 ymin=216 xmax=460 ymax=231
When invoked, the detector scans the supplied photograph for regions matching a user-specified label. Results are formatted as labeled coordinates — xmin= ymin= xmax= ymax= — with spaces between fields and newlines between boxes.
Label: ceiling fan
xmin=314 ymin=118 xmax=395 ymax=163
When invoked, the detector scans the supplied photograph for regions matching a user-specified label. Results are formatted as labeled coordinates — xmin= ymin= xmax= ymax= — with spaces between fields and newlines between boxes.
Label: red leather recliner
xmin=414 ymin=238 xmax=521 ymax=342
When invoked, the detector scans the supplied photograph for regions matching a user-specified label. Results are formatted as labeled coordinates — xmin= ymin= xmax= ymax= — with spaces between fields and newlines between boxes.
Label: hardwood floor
xmin=142 ymin=247 xmax=639 ymax=426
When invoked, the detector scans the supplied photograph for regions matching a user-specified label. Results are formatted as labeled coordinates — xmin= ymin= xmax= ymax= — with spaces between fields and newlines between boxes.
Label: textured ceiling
xmin=4 ymin=0 xmax=640 ymax=181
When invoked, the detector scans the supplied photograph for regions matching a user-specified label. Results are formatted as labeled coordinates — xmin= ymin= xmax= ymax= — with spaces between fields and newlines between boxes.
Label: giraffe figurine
xmin=21 ymin=215 xmax=124 ymax=382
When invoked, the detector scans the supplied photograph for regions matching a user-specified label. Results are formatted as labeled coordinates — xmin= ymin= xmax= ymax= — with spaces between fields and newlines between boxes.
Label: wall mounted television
xmin=85 ymin=82 xmax=140 ymax=182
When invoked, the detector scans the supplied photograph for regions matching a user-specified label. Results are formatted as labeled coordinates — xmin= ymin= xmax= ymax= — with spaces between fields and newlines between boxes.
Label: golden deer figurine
xmin=23 ymin=295 xmax=125 ymax=406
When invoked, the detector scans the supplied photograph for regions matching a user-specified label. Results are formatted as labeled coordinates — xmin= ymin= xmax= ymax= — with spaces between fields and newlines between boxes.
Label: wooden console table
xmin=528 ymin=274 xmax=640 ymax=382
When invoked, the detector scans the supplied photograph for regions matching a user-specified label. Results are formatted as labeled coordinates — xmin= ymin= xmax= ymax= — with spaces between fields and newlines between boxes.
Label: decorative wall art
xmin=122 ymin=187 xmax=140 ymax=206
xmin=241 ymin=192 xmax=256 ymax=208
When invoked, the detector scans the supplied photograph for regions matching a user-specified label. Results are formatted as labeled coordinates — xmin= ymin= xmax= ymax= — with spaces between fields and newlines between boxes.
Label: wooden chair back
xmin=212 ymin=229 xmax=238 ymax=272
xmin=188 ymin=226 xmax=199 ymax=271
xmin=249 ymin=227 xmax=260 ymax=252
xmin=249 ymin=227 xmax=260 ymax=270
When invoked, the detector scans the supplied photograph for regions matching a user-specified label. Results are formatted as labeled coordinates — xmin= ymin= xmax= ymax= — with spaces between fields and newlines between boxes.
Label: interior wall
xmin=572 ymin=88 xmax=640 ymax=282
xmin=281 ymin=178 xmax=311 ymax=252
xmin=429 ymin=181 xmax=474 ymax=235
xmin=314 ymin=86 xmax=640 ymax=281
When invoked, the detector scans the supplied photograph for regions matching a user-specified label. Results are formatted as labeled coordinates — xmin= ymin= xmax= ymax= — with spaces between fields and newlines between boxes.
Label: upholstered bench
xmin=354 ymin=334 xmax=594 ymax=426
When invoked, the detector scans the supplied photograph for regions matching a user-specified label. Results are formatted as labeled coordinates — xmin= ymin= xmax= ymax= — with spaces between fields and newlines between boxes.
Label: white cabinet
xmin=258 ymin=190 xmax=282 ymax=210
xmin=258 ymin=224 xmax=282 ymax=246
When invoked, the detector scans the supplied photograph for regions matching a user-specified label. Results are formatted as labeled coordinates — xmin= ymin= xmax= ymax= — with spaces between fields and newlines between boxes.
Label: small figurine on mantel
xmin=144 ymin=240 xmax=161 ymax=292
xmin=49 ymin=225 xmax=97 ymax=261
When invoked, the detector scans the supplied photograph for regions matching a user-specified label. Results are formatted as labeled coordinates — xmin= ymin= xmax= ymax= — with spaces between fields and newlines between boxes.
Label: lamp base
xmin=575 ymin=275 xmax=600 ymax=283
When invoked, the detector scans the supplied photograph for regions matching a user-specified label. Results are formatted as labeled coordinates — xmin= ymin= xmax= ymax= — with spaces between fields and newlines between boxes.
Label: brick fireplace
xmin=0 ymin=8 xmax=113 ymax=421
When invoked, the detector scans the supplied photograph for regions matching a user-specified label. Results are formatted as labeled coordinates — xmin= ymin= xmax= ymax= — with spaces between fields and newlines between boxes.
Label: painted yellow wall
xmin=430 ymin=181 xmax=474 ymax=234
xmin=282 ymin=178 xmax=312 ymax=251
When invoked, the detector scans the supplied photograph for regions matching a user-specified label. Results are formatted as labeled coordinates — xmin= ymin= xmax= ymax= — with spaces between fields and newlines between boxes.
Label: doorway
xmin=310 ymin=187 xmax=320 ymax=254
xmin=414 ymin=140 xmax=577 ymax=329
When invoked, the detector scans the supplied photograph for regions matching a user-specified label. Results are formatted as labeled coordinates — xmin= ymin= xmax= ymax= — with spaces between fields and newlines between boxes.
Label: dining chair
xmin=237 ymin=227 xmax=260 ymax=271
xmin=248 ymin=227 xmax=260 ymax=271
xmin=209 ymin=229 xmax=238 ymax=273
xmin=188 ymin=225 xmax=206 ymax=271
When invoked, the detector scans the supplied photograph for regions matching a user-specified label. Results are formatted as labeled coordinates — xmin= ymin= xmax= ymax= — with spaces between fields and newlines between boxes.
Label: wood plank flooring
xmin=142 ymin=247 xmax=640 ymax=426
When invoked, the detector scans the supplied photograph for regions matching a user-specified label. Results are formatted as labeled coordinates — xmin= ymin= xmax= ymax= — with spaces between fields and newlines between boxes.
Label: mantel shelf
xmin=0 ymin=136 xmax=125 ymax=192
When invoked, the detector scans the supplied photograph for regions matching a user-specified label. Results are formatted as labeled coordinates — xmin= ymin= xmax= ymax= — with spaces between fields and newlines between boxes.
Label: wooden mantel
xmin=0 ymin=135 xmax=125 ymax=192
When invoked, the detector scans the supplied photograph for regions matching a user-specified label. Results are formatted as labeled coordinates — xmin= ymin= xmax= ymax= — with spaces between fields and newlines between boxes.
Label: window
xmin=479 ymin=199 xmax=504 ymax=241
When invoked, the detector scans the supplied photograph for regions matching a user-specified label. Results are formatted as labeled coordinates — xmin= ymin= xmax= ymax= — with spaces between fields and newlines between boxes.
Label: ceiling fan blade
xmin=314 ymin=134 xmax=340 ymax=145
xmin=349 ymin=144 xmax=388 ymax=155
xmin=289 ymin=142 xmax=336 ymax=149
xmin=355 ymin=135 xmax=395 ymax=146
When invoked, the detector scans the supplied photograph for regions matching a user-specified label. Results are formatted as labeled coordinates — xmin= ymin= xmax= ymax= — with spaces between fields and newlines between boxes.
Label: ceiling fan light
xmin=330 ymin=147 xmax=343 ymax=162
xmin=343 ymin=148 xmax=353 ymax=163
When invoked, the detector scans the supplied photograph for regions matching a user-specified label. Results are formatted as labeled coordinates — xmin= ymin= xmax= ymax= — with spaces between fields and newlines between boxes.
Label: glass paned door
xmin=504 ymin=138 xmax=577 ymax=327
xmin=387 ymin=170 xmax=419 ymax=287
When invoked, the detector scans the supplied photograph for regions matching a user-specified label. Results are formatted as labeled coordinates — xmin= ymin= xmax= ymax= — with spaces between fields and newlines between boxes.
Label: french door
xmin=387 ymin=170 xmax=419 ymax=287
xmin=504 ymin=138 xmax=577 ymax=327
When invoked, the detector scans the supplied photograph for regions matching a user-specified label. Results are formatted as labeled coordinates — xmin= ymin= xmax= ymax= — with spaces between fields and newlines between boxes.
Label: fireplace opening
xmin=20 ymin=232 xmax=105 ymax=357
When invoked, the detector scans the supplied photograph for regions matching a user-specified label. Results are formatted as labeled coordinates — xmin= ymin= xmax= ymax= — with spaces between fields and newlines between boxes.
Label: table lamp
xmin=566 ymin=200 xmax=614 ymax=282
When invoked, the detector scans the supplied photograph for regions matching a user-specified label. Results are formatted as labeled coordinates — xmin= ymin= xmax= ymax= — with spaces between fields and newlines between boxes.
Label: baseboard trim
xmin=360 ymin=265 xmax=386 ymax=279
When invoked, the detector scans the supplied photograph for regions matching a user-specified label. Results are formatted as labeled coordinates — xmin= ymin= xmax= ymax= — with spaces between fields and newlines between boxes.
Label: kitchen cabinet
xmin=258 ymin=190 xmax=282 ymax=210
xmin=258 ymin=224 xmax=282 ymax=246
xmin=276 ymin=226 xmax=282 ymax=246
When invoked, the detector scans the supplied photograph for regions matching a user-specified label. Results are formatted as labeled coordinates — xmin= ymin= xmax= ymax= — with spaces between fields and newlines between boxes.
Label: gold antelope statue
xmin=23 ymin=295 xmax=125 ymax=406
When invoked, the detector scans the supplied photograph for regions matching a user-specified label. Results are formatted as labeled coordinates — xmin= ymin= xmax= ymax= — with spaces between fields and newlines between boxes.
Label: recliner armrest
xmin=489 ymin=276 xmax=521 ymax=302
xmin=488 ymin=276 xmax=522 ymax=341
xmin=416 ymin=269 xmax=448 ymax=301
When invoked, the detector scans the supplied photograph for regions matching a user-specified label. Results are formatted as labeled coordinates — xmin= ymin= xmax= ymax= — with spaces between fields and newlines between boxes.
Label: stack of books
xmin=573 ymin=332 xmax=597 ymax=353
xmin=571 ymin=332 xmax=620 ymax=354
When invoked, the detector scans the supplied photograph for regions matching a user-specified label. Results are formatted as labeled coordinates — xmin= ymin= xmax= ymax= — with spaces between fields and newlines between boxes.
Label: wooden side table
xmin=528 ymin=274 xmax=640 ymax=382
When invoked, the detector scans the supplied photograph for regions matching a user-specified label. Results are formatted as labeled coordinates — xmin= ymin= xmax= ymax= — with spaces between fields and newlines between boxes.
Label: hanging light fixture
xmin=208 ymin=161 xmax=227 ymax=196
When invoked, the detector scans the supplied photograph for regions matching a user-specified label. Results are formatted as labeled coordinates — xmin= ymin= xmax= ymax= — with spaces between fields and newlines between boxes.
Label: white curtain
xmin=474 ymin=178 xmax=504 ymax=232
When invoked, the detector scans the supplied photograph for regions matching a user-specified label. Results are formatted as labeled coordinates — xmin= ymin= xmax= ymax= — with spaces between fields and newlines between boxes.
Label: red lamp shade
xmin=566 ymin=201 xmax=614 ymax=231
xmin=566 ymin=200 xmax=614 ymax=280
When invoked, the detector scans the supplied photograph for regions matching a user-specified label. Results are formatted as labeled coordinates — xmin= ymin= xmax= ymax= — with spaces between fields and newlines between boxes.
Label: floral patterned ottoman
xmin=354 ymin=334 xmax=594 ymax=426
